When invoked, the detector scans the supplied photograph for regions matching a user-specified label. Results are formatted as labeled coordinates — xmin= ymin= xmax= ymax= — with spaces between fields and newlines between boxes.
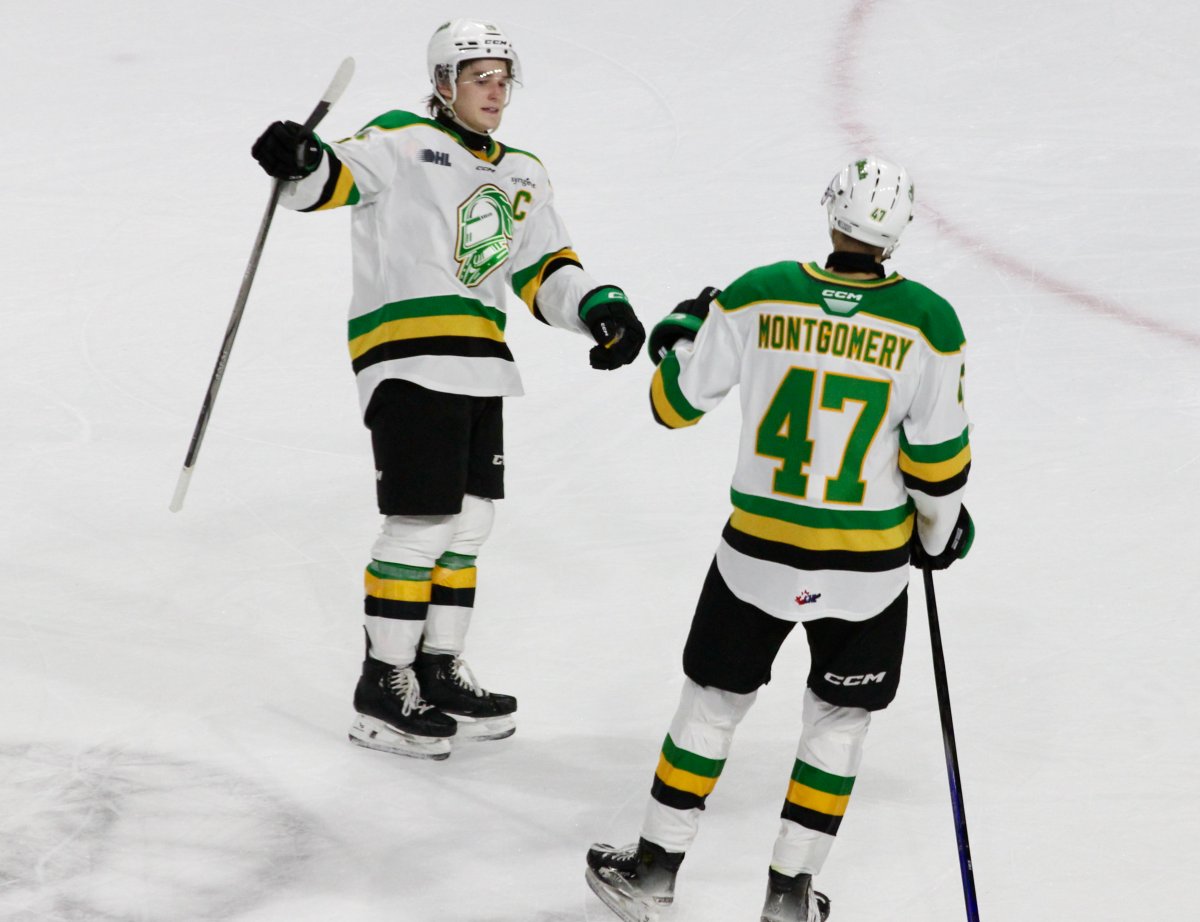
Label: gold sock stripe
xmin=364 ymin=569 xmax=432 ymax=603
xmin=654 ymin=752 xmax=720 ymax=798
xmin=431 ymin=566 xmax=477 ymax=590
xmin=784 ymin=780 xmax=851 ymax=818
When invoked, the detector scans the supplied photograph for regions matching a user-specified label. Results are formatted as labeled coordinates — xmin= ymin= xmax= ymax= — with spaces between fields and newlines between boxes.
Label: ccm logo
xmin=824 ymin=672 xmax=887 ymax=686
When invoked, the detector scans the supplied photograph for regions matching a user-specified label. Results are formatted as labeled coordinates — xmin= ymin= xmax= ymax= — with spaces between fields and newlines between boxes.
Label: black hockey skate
xmin=413 ymin=649 xmax=517 ymax=742
xmin=585 ymin=838 xmax=684 ymax=922
xmin=760 ymin=868 xmax=831 ymax=922
xmin=349 ymin=656 xmax=457 ymax=760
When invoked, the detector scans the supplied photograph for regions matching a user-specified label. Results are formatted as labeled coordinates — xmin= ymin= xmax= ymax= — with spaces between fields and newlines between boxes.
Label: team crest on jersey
xmin=454 ymin=184 xmax=515 ymax=287
xmin=795 ymin=590 xmax=822 ymax=606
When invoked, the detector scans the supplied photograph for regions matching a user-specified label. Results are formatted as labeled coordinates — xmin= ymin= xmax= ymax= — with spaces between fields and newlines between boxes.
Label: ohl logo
xmin=795 ymin=590 xmax=822 ymax=606
xmin=454 ymin=184 xmax=515 ymax=287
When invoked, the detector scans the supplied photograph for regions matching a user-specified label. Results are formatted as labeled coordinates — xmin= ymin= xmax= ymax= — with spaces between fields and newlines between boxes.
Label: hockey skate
xmin=413 ymin=649 xmax=517 ymax=742
xmin=348 ymin=656 xmax=457 ymax=760
xmin=585 ymin=838 xmax=683 ymax=922
xmin=760 ymin=868 xmax=831 ymax=922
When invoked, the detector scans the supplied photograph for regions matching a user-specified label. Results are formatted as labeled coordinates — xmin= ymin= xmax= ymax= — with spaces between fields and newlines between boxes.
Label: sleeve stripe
xmin=649 ymin=353 xmax=704 ymax=429
xmin=899 ymin=426 xmax=970 ymax=463
xmin=898 ymin=444 xmax=972 ymax=482
xmin=902 ymin=463 xmax=970 ymax=497
xmin=301 ymin=149 xmax=359 ymax=212
xmin=513 ymin=247 xmax=581 ymax=313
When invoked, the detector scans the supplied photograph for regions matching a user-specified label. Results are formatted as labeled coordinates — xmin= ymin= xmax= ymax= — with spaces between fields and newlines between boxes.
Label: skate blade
xmin=450 ymin=714 xmax=516 ymax=743
xmin=348 ymin=715 xmax=452 ymax=761
xmin=584 ymin=868 xmax=668 ymax=922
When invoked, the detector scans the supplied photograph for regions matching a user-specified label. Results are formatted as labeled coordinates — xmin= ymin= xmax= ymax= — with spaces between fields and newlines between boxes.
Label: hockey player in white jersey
xmin=251 ymin=19 xmax=645 ymax=761
xmin=585 ymin=158 xmax=973 ymax=921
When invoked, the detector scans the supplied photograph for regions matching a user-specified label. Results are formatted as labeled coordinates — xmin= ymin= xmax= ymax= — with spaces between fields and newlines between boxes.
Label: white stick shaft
xmin=169 ymin=466 xmax=193 ymax=513
xmin=322 ymin=57 xmax=356 ymax=109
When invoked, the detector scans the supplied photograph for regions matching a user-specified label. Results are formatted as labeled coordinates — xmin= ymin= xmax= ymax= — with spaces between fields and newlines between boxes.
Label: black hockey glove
xmin=580 ymin=286 xmax=646 ymax=370
xmin=251 ymin=120 xmax=323 ymax=180
xmin=647 ymin=286 xmax=721 ymax=365
xmin=910 ymin=505 xmax=974 ymax=570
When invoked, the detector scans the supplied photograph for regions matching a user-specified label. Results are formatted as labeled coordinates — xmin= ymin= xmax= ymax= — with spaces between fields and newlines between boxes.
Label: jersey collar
xmin=434 ymin=111 xmax=504 ymax=163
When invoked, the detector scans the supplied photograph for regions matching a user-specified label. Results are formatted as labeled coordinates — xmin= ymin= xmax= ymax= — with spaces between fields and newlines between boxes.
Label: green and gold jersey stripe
xmin=729 ymin=490 xmax=914 ymax=552
xmin=299 ymin=148 xmax=361 ymax=212
xmin=348 ymin=296 xmax=507 ymax=360
xmin=512 ymin=247 xmax=581 ymax=311
xmin=650 ymin=352 xmax=704 ymax=429
xmin=899 ymin=445 xmax=972 ymax=483
xmin=898 ymin=427 xmax=971 ymax=482
xmin=315 ymin=163 xmax=358 ymax=210
xmin=729 ymin=509 xmax=913 ymax=552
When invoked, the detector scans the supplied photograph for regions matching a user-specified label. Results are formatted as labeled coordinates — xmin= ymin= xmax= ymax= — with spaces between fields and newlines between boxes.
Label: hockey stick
xmin=923 ymin=567 xmax=981 ymax=922
xmin=169 ymin=56 xmax=356 ymax=512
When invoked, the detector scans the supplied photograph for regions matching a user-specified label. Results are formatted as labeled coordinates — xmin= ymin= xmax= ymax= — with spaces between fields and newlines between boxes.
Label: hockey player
xmin=250 ymin=19 xmax=645 ymax=761
xmin=585 ymin=157 xmax=973 ymax=921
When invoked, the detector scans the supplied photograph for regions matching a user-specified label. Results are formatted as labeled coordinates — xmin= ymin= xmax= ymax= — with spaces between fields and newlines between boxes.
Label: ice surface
xmin=3 ymin=1 xmax=1198 ymax=919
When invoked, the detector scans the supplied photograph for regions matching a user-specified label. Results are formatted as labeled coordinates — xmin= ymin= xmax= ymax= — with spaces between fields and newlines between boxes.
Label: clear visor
xmin=458 ymin=66 xmax=519 ymax=105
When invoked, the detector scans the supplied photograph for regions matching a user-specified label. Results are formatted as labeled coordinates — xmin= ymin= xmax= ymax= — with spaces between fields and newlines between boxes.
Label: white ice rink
xmin=4 ymin=1 xmax=1199 ymax=919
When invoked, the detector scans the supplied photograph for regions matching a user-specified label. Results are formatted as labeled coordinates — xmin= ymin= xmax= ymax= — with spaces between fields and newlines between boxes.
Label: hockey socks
xmin=641 ymin=679 xmax=756 ymax=852
xmin=363 ymin=559 xmax=431 ymax=665
xmin=771 ymin=690 xmax=870 ymax=877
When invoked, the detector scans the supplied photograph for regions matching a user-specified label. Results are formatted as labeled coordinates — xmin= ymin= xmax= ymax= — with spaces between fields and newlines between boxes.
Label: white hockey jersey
xmin=279 ymin=110 xmax=604 ymax=414
xmin=652 ymin=261 xmax=971 ymax=623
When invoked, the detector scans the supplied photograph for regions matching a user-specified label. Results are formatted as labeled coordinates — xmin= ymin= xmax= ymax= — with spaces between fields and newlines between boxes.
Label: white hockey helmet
xmin=822 ymin=156 xmax=915 ymax=257
xmin=427 ymin=19 xmax=522 ymax=108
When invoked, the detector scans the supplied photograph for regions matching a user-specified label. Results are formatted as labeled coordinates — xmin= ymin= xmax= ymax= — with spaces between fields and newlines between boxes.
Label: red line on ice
xmin=834 ymin=0 xmax=1200 ymax=349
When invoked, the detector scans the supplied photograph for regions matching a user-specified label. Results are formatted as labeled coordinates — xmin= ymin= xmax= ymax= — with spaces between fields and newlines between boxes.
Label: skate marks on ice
xmin=0 ymin=742 xmax=319 ymax=920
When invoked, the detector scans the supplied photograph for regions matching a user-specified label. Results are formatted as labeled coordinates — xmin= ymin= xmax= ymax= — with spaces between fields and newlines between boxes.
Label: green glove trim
xmin=579 ymin=285 xmax=631 ymax=321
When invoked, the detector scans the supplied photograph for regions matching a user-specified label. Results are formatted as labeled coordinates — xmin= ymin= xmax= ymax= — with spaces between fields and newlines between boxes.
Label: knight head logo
xmin=454 ymin=184 xmax=515 ymax=287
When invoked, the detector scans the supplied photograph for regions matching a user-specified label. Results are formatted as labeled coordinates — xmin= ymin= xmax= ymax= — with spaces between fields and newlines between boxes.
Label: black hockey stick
xmin=169 ymin=56 xmax=356 ymax=512
xmin=923 ymin=567 xmax=981 ymax=922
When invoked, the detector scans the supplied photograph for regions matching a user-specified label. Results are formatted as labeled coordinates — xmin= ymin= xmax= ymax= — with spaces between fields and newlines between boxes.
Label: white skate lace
xmin=593 ymin=842 xmax=639 ymax=867
xmin=449 ymin=657 xmax=486 ymax=698
xmin=387 ymin=667 xmax=436 ymax=716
